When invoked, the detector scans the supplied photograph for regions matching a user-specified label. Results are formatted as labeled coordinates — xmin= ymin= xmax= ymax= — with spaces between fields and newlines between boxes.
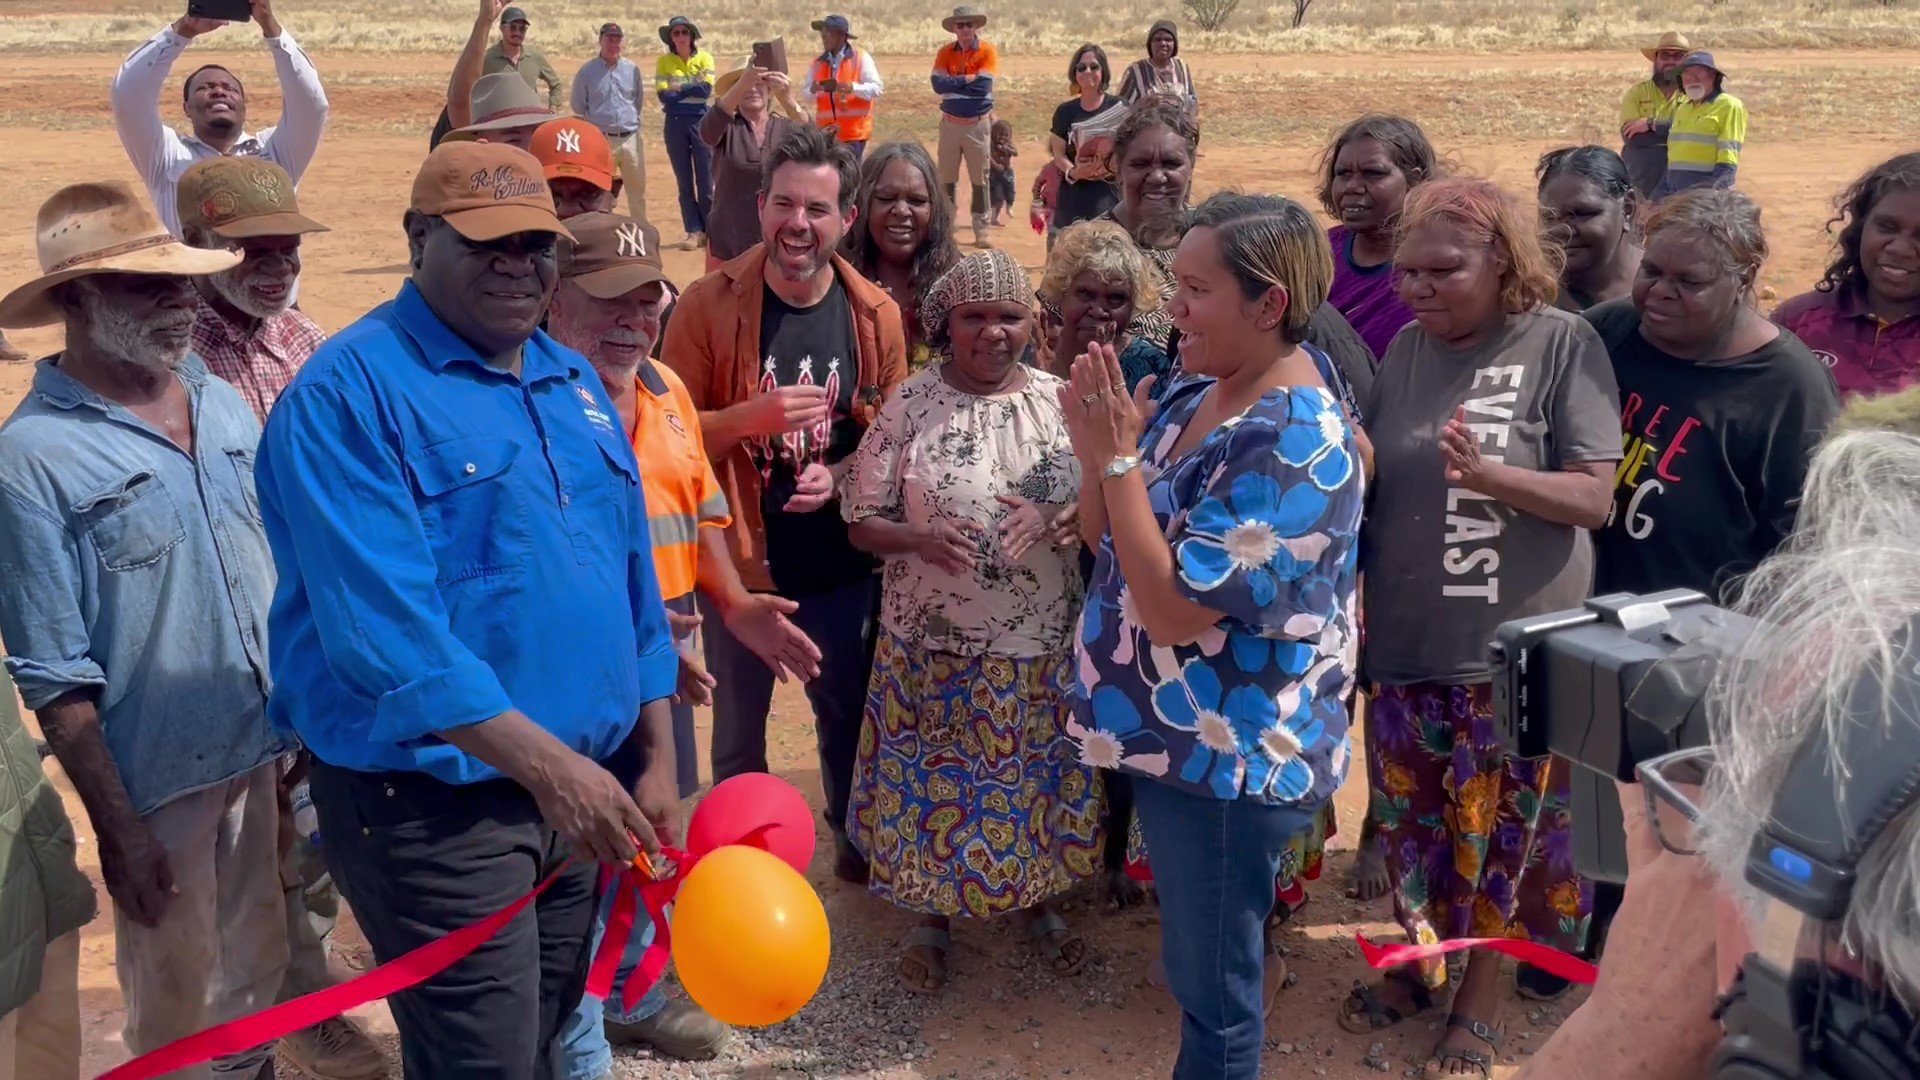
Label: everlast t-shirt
xmin=753 ymin=278 xmax=876 ymax=595
xmin=1362 ymin=307 xmax=1622 ymax=686
xmin=1584 ymin=300 xmax=1841 ymax=601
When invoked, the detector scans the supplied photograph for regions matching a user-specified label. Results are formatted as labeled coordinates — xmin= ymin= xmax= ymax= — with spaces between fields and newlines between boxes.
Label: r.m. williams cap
xmin=410 ymin=142 xmax=572 ymax=242
xmin=531 ymin=118 xmax=614 ymax=192
xmin=557 ymin=212 xmax=669 ymax=297
xmin=176 ymin=156 xmax=329 ymax=239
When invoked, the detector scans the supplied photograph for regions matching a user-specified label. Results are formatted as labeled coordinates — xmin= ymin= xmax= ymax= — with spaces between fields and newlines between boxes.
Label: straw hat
xmin=446 ymin=73 xmax=564 ymax=141
xmin=941 ymin=6 xmax=988 ymax=32
xmin=0 ymin=181 xmax=240 ymax=329
xmin=713 ymin=66 xmax=795 ymax=118
xmin=1641 ymin=31 xmax=1691 ymax=61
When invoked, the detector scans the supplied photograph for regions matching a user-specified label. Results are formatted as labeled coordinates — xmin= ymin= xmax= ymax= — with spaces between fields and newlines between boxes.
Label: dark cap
xmin=557 ymin=212 xmax=668 ymax=297
xmin=500 ymin=6 xmax=529 ymax=25
xmin=811 ymin=14 xmax=855 ymax=37
xmin=597 ymin=21 xmax=622 ymax=36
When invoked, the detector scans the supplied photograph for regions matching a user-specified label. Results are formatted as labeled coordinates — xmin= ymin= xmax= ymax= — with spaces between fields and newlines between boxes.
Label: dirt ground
xmin=3 ymin=40 xmax=1910 ymax=1080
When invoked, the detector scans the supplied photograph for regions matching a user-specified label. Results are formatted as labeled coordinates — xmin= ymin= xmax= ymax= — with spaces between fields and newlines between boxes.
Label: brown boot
xmin=276 ymin=1015 xmax=387 ymax=1079
xmin=604 ymin=1000 xmax=731 ymax=1061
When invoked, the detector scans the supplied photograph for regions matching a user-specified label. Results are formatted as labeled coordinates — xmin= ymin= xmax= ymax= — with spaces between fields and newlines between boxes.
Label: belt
xmin=942 ymin=114 xmax=986 ymax=126
xmin=602 ymin=128 xmax=635 ymax=139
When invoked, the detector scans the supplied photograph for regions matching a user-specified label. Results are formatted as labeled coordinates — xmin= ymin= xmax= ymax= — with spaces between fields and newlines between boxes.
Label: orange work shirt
xmin=631 ymin=360 xmax=730 ymax=600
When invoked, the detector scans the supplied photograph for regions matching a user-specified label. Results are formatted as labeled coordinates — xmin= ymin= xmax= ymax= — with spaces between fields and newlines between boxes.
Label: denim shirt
xmin=0 ymin=357 xmax=287 ymax=816
xmin=255 ymin=282 xmax=678 ymax=782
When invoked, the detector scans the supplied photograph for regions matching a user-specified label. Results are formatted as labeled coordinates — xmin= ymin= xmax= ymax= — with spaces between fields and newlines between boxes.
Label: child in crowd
xmin=989 ymin=118 xmax=1017 ymax=227
xmin=1031 ymin=159 xmax=1062 ymax=247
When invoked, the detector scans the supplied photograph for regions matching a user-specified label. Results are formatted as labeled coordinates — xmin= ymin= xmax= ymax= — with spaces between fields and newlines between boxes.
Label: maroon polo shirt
xmin=1773 ymin=287 xmax=1920 ymax=399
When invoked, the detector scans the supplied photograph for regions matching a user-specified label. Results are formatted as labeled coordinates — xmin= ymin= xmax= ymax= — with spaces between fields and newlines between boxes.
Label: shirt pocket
xmin=227 ymin=447 xmax=263 ymax=525
xmin=70 ymin=471 xmax=187 ymax=572
xmin=404 ymin=436 xmax=527 ymax=586
xmin=574 ymin=432 xmax=642 ymax=566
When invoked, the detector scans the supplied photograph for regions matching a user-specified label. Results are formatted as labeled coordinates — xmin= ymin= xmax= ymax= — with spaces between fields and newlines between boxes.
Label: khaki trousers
xmin=937 ymin=115 xmax=992 ymax=228
xmin=609 ymin=131 xmax=648 ymax=222
xmin=0 ymin=931 xmax=80 ymax=1080
xmin=114 ymin=763 xmax=289 ymax=1080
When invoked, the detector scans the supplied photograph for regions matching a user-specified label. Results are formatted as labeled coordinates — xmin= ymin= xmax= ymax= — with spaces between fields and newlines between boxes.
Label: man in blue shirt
xmin=0 ymin=180 xmax=290 ymax=1079
xmin=254 ymin=140 xmax=680 ymax=1077
xmin=570 ymin=22 xmax=648 ymax=221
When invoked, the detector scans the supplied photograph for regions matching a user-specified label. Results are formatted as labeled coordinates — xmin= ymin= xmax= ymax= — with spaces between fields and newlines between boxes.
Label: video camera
xmin=1488 ymin=589 xmax=1756 ymax=881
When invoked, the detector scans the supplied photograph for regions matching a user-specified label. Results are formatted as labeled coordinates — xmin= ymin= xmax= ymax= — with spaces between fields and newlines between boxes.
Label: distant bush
xmin=1181 ymin=0 xmax=1242 ymax=31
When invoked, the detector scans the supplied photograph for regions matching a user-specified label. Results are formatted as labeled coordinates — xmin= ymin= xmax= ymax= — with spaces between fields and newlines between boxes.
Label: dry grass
xmin=2 ymin=0 xmax=1916 ymax=56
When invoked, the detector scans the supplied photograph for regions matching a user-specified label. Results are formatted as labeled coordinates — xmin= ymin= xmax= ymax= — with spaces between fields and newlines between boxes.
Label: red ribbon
xmin=98 ymin=859 xmax=577 ymax=1080
xmin=1356 ymin=932 xmax=1599 ymax=984
xmin=584 ymin=844 xmax=691 ymax=1013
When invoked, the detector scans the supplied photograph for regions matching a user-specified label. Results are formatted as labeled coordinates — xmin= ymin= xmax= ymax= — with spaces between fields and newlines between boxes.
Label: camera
xmin=1487 ymin=590 xmax=1757 ymax=881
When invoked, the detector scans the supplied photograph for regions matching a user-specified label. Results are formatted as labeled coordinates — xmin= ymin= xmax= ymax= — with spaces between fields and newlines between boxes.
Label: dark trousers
xmin=663 ymin=112 xmax=714 ymax=234
xmin=310 ymin=744 xmax=637 ymax=1079
xmin=701 ymin=575 xmax=879 ymax=837
xmin=845 ymin=139 xmax=867 ymax=163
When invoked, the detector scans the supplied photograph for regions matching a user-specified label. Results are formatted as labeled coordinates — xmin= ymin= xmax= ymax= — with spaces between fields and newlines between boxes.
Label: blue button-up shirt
xmin=571 ymin=55 xmax=645 ymax=136
xmin=0 ymin=357 xmax=287 ymax=816
xmin=255 ymin=282 xmax=677 ymax=782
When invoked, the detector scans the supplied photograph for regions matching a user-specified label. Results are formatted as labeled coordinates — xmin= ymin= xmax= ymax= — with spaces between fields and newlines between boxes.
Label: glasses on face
xmin=672 ymin=28 xmax=690 ymax=36
xmin=1076 ymin=63 xmax=1101 ymax=73
xmin=1656 ymin=50 xmax=1687 ymax=62
xmin=1635 ymin=745 xmax=1715 ymax=856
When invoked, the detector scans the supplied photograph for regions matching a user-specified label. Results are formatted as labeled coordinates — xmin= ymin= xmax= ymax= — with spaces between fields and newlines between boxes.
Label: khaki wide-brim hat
xmin=1642 ymin=30 xmax=1691 ymax=61
xmin=941 ymin=6 xmax=988 ymax=32
xmin=446 ymin=72 xmax=565 ymax=141
xmin=713 ymin=67 xmax=795 ymax=118
xmin=0 ymin=180 xmax=240 ymax=329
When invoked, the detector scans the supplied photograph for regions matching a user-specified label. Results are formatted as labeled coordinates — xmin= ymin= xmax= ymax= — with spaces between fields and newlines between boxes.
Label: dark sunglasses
xmin=1075 ymin=62 xmax=1101 ymax=73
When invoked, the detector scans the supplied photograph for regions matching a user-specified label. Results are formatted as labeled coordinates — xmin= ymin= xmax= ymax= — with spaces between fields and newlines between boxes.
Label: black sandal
xmin=1338 ymin=972 xmax=1437 ymax=1034
xmin=1427 ymin=1014 xmax=1501 ymax=1078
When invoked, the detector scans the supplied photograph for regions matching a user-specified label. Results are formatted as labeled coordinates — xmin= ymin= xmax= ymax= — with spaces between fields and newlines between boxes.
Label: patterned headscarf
xmin=920 ymin=248 xmax=1034 ymax=342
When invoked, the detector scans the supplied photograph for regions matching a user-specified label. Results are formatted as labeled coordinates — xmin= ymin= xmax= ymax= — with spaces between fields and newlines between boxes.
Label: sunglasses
xmin=1656 ymin=50 xmax=1687 ymax=61
xmin=1075 ymin=62 xmax=1101 ymax=73
xmin=672 ymin=27 xmax=691 ymax=35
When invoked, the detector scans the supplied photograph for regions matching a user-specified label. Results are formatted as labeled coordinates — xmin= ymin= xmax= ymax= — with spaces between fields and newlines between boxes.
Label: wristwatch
xmin=1102 ymin=454 xmax=1143 ymax=481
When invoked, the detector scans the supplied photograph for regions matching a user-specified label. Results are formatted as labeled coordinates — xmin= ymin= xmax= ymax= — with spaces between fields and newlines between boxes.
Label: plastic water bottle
xmin=290 ymin=780 xmax=321 ymax=851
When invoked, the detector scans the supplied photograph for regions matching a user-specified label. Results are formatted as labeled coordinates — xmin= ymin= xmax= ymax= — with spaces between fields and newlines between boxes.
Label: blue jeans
xmin=1133 ymin=779 xmax=1313 ymax=1080
xmin=556 ymin=873 xmax=668 ymax=1080
xmin=663 ymin=112 xmax=713 ymax=234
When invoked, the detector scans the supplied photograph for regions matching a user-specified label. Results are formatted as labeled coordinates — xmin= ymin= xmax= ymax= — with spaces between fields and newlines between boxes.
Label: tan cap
xmin=177 ymin=156 xmax=329 ymax=239
xmin=557 ymin=212 xmax=668 ymax=297
xmin=411 ymin=142 xmax=572 ymax=242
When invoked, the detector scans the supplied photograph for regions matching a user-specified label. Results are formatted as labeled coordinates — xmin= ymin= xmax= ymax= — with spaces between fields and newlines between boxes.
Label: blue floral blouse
xmin=1070 ymin=380 xmax=1364 ymax=807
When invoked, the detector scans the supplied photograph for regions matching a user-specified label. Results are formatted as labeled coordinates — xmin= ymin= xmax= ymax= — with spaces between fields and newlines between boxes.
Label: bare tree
xmin=1180 ymin=0 xmax=1241 ymax=32
xmin=1292 ymin=0 xmax=1315 ymax=28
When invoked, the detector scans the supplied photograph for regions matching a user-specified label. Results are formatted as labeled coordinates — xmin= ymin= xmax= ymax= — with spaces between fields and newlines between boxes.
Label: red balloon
xmin=686 ymin=773 xmax=817 ymax=874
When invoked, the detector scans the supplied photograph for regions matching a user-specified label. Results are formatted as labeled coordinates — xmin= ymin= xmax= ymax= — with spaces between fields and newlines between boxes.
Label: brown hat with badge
xmin=176 ymin=156 xmax=329 ymax=239
xmin=411 ymin=141 xmax=573 ymax=242
xmin=557 ymin=211 xmax=669 ymax=297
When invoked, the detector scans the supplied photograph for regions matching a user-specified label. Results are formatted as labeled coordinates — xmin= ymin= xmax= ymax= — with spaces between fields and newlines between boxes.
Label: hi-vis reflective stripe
xmin=696 ymin=491 xmax=729 ymax=524
xmin=648 ymin=512 xmax=700 ymax=548
xmin=1669 ymin=132 xmax=1743 ymax=151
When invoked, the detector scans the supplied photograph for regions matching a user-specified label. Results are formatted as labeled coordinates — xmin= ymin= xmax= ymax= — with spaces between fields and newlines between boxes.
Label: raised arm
xmin=447 ymin=0 xmax=507 ymax=129
xmin=110 ymin=20 xmax=202 ymax=193
xmin=254 ymin=1 xmax=329 ymax=184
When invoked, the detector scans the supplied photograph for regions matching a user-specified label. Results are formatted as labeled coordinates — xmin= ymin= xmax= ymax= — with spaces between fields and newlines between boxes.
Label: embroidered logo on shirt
xmin=575 ymin=383 xmax=616 ymax=432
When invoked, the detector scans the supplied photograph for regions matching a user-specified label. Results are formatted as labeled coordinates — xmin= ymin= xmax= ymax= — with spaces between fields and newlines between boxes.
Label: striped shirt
xmin=191 ymin=300 xmax=326 ymax=425
xmin=931 ymin=40 xmax=997 ymax=120
xmin=631 ymin=360 xmax=729 ymax=600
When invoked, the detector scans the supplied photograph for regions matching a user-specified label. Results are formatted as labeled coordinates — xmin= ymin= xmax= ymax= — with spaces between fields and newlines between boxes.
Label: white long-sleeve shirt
xmin=111 ymin=26 xmax=330 ymax=235
xmin=807 ymin=46 xmax=884 ymax=103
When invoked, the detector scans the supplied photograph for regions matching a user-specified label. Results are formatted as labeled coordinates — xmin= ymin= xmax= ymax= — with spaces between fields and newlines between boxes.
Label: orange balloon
xmin=670 ymin=844 xmax=831 ymax=1027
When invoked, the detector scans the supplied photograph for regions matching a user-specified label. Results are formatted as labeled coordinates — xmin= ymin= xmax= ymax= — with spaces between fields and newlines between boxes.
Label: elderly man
xmin=434 ymin=0 xmax=562 ymax=147
xmin=0 ymin=182 xmax=288 ymax=1080
xmin=807 ymin=14 xmax=883 ymax=163
xmin=254 ymin=141 xmax=680 ymax=1077
xmin=111 ymin=0 xmax=329 ymax=235
xmin=930 ymin=5 xmax=997 ymax=249
xmin=1620 ymin=30 xmax=1689 ymax=200
xmin=571 ymin=23 xmax=648 ymax=220
xmin=447 ymin=72 xmax=565 ymax=151
xmin=172 ymin=156 xmax=388 ymax=1079
xmin=548 ymin=213 xmax=821 ymax=1071
xmin=663 ymin=125 xmax=906 ymax=882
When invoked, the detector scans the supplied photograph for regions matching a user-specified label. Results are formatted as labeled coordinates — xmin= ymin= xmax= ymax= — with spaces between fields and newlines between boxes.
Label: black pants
xmin=701 ymin=575 xmax=879 ymax=838
xmin=310 ymin=742 xmax=639 ymax=1079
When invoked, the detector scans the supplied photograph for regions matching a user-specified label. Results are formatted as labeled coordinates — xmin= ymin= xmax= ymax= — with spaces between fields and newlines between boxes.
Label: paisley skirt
xmin=846 ymin=628 xmax=1105 ymax=917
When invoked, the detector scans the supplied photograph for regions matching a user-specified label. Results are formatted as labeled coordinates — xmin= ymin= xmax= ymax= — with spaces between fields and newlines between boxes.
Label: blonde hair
xmin=1396 ymin=177 xmax=1562 ymax=313
xmin=1183 ymin=192 xmax=1332 ymax=344
xmin=1036 ymin=219 xmax=1162 ymax=315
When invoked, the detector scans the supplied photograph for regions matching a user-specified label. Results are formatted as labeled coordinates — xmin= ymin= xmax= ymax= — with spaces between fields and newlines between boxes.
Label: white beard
xmin=79 ymin=289 xmax=191 ymax=373
xmin=207 ymin=263 xmax=294 ymax=319
xmin=1685 ymin=85 xmax=1709 ymax=102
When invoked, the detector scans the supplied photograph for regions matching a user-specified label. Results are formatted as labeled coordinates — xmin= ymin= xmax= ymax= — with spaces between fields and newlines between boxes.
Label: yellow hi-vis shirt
xmin=1619 ymin=79 xmax=1674 ymax=129
xmin=1664 ymin=92 xmax=1747 ymax=181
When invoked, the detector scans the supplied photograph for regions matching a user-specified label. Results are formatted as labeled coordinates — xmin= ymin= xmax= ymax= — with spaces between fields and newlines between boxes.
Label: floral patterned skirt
xmin=1367 ymin=682 xmax=1591 ymax=988
xmin=847 ymin=628 xmax=1105 ymax=917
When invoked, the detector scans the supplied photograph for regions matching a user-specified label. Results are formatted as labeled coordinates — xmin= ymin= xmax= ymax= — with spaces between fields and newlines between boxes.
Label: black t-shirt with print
xmin=755 ymin=278 xmax=876 ymax=595
xmin=1049 ymin=95 xmax=1123 ymax=230
xmin=1584 ymin=299 xmax=1841 ymax=601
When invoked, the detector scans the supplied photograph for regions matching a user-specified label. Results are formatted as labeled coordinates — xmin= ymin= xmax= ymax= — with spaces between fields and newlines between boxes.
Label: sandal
xmin=1338 ymin=972 xmax=1437 ymax=1034
xmin=897 ymin=925 xmax=951 ymax=994
xmin=1426 ymin=1014 xmax=1501 ymax=1078
xmin=1027 ymin=910 xmax=1087 ymax=977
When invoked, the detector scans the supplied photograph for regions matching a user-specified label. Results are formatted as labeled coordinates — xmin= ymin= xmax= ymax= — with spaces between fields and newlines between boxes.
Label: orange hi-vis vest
xmin=811 ymin=51 xmax=872 ymax=143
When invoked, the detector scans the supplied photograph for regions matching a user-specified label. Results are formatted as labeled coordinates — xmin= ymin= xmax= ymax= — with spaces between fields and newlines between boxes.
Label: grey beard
xmin=80 ymin=291 xmax=190 ymax=373
xmin=208 ymin=267 xmax=293 ymax=319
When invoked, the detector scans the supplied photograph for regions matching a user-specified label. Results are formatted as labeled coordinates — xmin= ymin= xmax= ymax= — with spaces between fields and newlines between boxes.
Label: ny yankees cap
xmin=176 ymin=156 xmax=329 ymax=239
xmin=557 ymin=212 xmax=668 ymax=297
xmin=411 ymin=142 xmax=571 ymax=242
xmin=531 ymin=118 xmax=615 ymax=192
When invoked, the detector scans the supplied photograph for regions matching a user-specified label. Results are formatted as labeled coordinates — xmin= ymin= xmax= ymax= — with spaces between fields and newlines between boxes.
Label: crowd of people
xmin=0 ymin=5 xmax=1917 ymax=1080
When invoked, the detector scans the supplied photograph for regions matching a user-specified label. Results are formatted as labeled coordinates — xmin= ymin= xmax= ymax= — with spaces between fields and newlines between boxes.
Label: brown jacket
xmin=661 ymin=244 xmax=908 ymax=592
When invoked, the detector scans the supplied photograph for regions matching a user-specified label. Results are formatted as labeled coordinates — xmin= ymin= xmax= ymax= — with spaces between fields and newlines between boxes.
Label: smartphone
xmin=751 ymin=37 xmax=787 ymax=75
xmin=186 ymin=0 xmax=254 ymax=21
